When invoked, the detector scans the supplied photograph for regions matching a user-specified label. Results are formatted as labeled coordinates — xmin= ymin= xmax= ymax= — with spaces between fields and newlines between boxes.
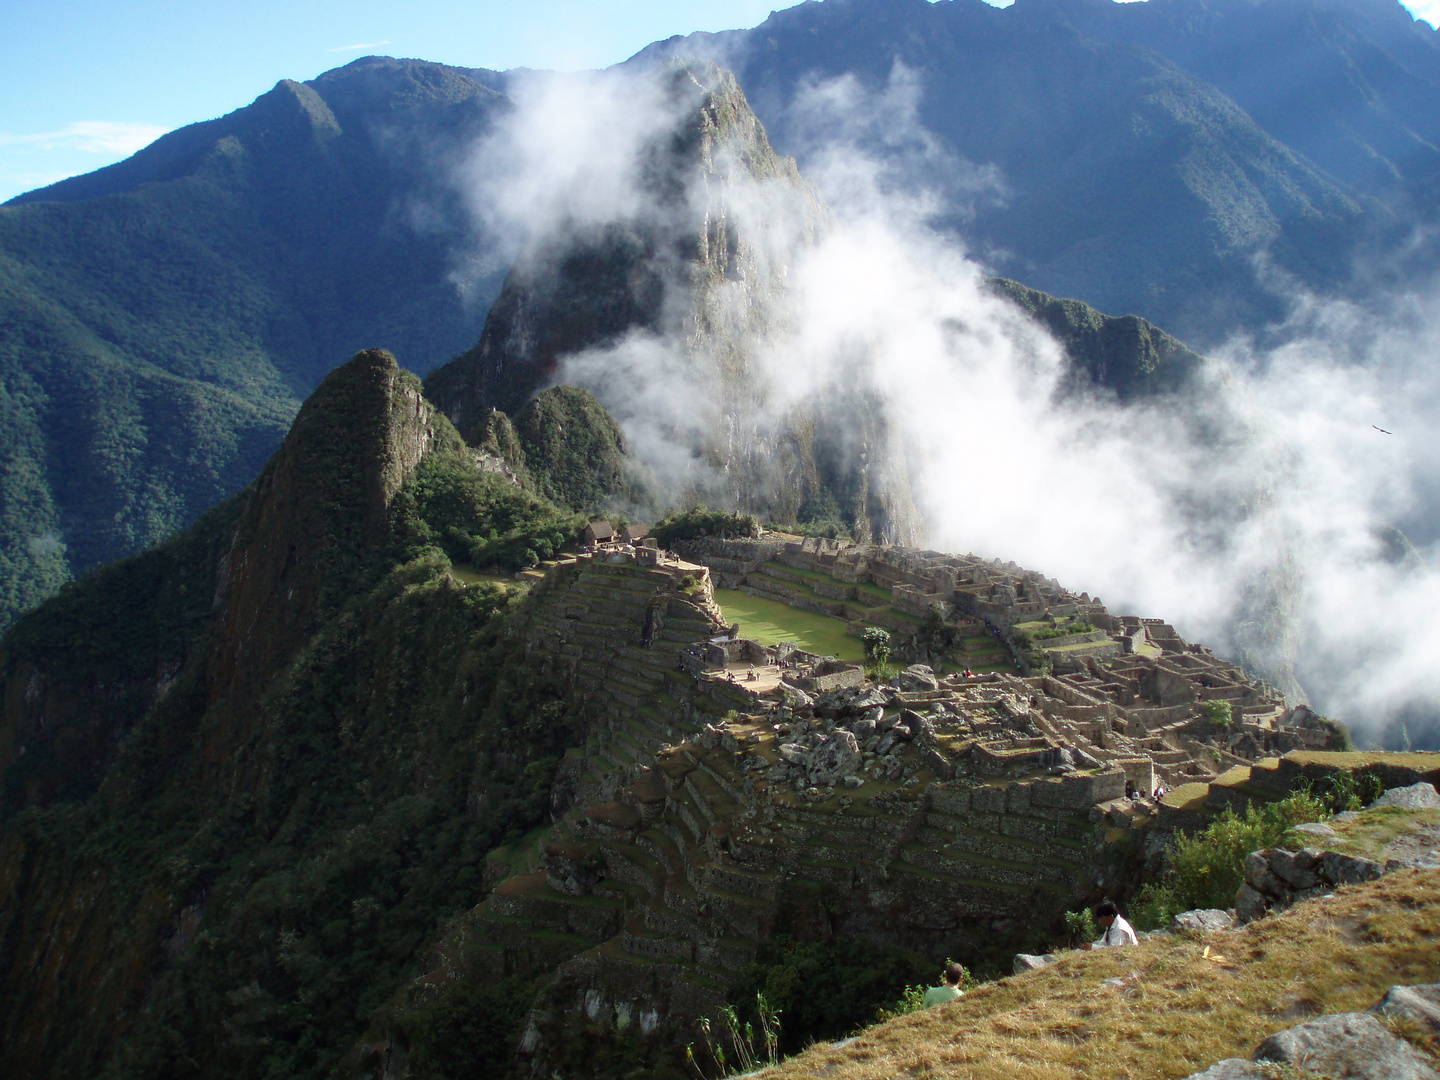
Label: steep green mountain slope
xmin=0 ymin=350 xmax=585 ymax=1079
xmin=8 ymin=0 xmax=1438 ymax=634
xmin=0 ymin=57 xmax=511 ymax=633
xmin=986 ymin=276 xmax=1205 ymax=400
xmin=1023 ymin=0 xmax=1440 ymax=210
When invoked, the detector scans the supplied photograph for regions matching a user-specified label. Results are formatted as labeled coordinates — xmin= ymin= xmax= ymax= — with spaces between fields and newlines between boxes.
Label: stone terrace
xmin=434 ymin=533 xmax=1323 ymax=1069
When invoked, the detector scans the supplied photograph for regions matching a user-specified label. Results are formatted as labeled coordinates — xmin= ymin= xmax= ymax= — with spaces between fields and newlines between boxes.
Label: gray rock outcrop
xmin=1370 ymin=782 xmax=1440 ymax=810
xmin=1236 ymin=846 xmax=1386 ymax=923
xmin=1012 ymin=953 xmax=1057 ymax=974
xmin=1180 ymin=1062 xmax=1266 ymax=1080
xmin=1254 ymin=1012 xmax=1439 ymax=1080
xmin=1171 ymin=909 xmax=1234 ymax=934
xmin=1181 ymin=992 xmax=1440 ymax=1079
xmin=898 ymin=664 xmax=939 ymax=692
xmin=1372 ymin=983 xmax=1440 ymax=1033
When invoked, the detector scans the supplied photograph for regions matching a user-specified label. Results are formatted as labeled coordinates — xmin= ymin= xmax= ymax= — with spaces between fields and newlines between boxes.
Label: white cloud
xmin=1403 ymin=0 xmax=1440 ymax=28
xmin=327 ymin=40 xmax=392 ymax=53
xmin=0 ymin=121 xmax=169 ymax=157
xmin=453 ymin=63 xmax=1440 ymax=747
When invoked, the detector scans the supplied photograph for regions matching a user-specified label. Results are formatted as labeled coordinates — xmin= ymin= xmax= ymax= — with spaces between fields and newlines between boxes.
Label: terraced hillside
xmin=386 ymin=529 xmax=1348 ymax=1074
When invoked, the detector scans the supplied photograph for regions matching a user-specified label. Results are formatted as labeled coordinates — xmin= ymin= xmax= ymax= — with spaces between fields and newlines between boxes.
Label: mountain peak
xmin=209 ymin=349 xmax=451 ymax=700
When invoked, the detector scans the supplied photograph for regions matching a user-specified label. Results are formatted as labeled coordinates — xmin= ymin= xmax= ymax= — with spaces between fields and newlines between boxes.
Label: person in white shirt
xmin=1089 ymin=901 xmax=1138 ymax=948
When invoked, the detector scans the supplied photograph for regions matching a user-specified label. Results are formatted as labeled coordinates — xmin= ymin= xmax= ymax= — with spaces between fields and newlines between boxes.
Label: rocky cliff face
xmin=424 ymin=61 xmax=924 ymax=545
xmin=208 ymin=350 xmax=444 ymax=707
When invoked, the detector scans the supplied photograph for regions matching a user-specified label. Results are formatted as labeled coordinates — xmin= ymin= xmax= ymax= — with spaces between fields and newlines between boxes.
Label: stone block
xmin=929 ymin=786 xmax=971 ymax=815
xmin=1005 ymin=782 xmax=1038 ymax=818
xmin=1171 ymin=909 xmax=1234 ymax=934
xmin=1269 ymin=849 xmax=1320 ymax=890
xmin=1243 ymin=851 xmax=1285 ymax=898
xmin=972 ymin=786 xmax=1008 ymax=813
xmin=1235 ymin=883 xmax=1269 ymax=924
xmin=924 ymin=748 xmax=955 ymax=781
xmin=1255 ymin=1012 xmax=1440 ymax=1080
xmin=1178 ymin=1062 xmax=1266 ymax=1080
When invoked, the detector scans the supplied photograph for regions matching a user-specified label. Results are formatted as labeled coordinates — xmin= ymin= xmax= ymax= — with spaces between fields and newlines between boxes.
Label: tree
xmin=862 ymin=627 xmax=892 ymax=672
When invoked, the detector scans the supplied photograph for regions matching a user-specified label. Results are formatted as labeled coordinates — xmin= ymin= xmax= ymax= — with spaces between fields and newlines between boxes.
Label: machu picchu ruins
xmin=415 ymin=527 xmax=1348 ymax=1068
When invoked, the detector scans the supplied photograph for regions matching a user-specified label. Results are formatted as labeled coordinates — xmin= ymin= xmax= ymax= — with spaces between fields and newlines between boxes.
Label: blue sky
xmin=2 ymin=0 xmax=1437 ymax=203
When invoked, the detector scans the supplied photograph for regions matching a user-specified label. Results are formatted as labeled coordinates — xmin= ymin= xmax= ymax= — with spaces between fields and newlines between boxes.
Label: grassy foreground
xmin=758 ymin=869 xmax=1440 ymax=1080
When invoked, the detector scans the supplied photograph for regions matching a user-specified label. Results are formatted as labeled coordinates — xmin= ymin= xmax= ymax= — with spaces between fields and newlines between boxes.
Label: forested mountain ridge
xmin=5 ymin=0 xmax=1439 ymax=641
xmin=0 ymin=57 xmax=512 ymax=633
xmin=0 ymin=349 xmax=592 ymax=1079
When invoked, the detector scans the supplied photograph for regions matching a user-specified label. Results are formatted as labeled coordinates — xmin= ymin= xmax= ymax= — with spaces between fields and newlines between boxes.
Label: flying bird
xmin=1373 ymin=425 xmax=1393 ymax=434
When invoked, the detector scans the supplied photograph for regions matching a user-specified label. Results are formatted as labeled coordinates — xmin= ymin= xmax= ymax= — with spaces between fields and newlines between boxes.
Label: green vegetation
xmin=0 ymin=351 xmax=588 ymax=1079
xmin=687 ymin=995 xmax=782 ymax=1080
xmin=729 ymin=937 xmax=934 ymax=1055
xmin=0 ymin=58 xmax=518 ymax=634
xmin=761 ymin=871 xmax=1440 ymax=1080
xmin=711 ymin=588 xmax=864 ymax=662
xmin=862 ymin=625 xmax=893 ymax=678
xmin=1308 ymin=769 xmax=1386 ymax=813
xmin=513 ymin=386 xmax=632 ymax=512
xmin=874 ymin=962 xmax=975 ymax=1023
xmin=1130 ymin=788 xmax=1329 ymax=930
xmin=1201 ymin=699 xmax=1234 ymax=730
xmin=1022 ymin=621 xmax=1096 ymax=642
xmin=399 ymin=976 xmax=541 ymax=1080
xmin=987 ymin=279 xmax=1206 ymax=400
xmin=1063 ymin=907 xmax=1099 ymax=948
xmin=651 ymin=507 xmax=760 ymax=547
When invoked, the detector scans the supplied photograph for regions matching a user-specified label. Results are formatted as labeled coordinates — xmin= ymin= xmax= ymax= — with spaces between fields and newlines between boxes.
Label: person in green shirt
xmin=921 ymin=962 xmax=966 ymax=1008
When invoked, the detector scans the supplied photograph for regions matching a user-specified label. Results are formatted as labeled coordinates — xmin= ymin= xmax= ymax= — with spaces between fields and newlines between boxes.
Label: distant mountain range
xmin=1 ymin=0 xmax=1437 ymax=629
xmin=636 ymin=0 xmax=1440 ymax=338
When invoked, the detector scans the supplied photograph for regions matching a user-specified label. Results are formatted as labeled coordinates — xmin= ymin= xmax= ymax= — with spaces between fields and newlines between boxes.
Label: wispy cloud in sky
xmin=327 ymin=40 xmax=391 ymax=53
xmin=0 ymin=121 xmax=169 ymax=156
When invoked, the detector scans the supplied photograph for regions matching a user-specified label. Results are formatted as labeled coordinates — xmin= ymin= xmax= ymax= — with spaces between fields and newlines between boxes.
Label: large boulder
xmin=898 ymin=664 xmax=939 ymax=692
xmin=1254 ymin=1012 xmax=1439 ymax=1080
xmin=1171 ymin=909 xmax=1234 ymax=934
xmin=1370 ymin=782 xmax=1440 ymax=810
xmin=809 ymin=730 xmax=861 ymax=782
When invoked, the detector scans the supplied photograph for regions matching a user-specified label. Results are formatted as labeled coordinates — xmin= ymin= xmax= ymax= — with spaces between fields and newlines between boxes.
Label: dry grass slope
xmin=762 ymin=869 xmax=1440 ymax=1080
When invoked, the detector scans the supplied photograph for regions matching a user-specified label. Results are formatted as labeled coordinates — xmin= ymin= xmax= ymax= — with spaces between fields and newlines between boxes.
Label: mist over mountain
xmin=3 ymin=0 xmax=1438 ymax=634
xmin=634 ymin=0 xmax=1440 ymax=346
xmin=0 ymin=0 xmax=1437 ymax=736
xmin=3 ymin=8 xmax=1440 ymax=1076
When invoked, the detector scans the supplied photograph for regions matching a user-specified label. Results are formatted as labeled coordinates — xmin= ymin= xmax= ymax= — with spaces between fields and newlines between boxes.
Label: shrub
xmin=651 ymin=506 xmax=760 ymax=547
xmin=1024 ymin=621 xmax=1095 ymax=642
xmin=782 ymin=518 xmax=851 ymax=541
xmin=729 ymin=937 xmax=932 ymax=1053
xmin=1310 ymin=770 xmax=1385 ymax=813
xmin=863 ymin=626 xmax=895 ymax=679
xmin=1063 ymin=908 xmax=1098 ymax=947
xmin=1130 ymin=788 xmax=1328 ymax=930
